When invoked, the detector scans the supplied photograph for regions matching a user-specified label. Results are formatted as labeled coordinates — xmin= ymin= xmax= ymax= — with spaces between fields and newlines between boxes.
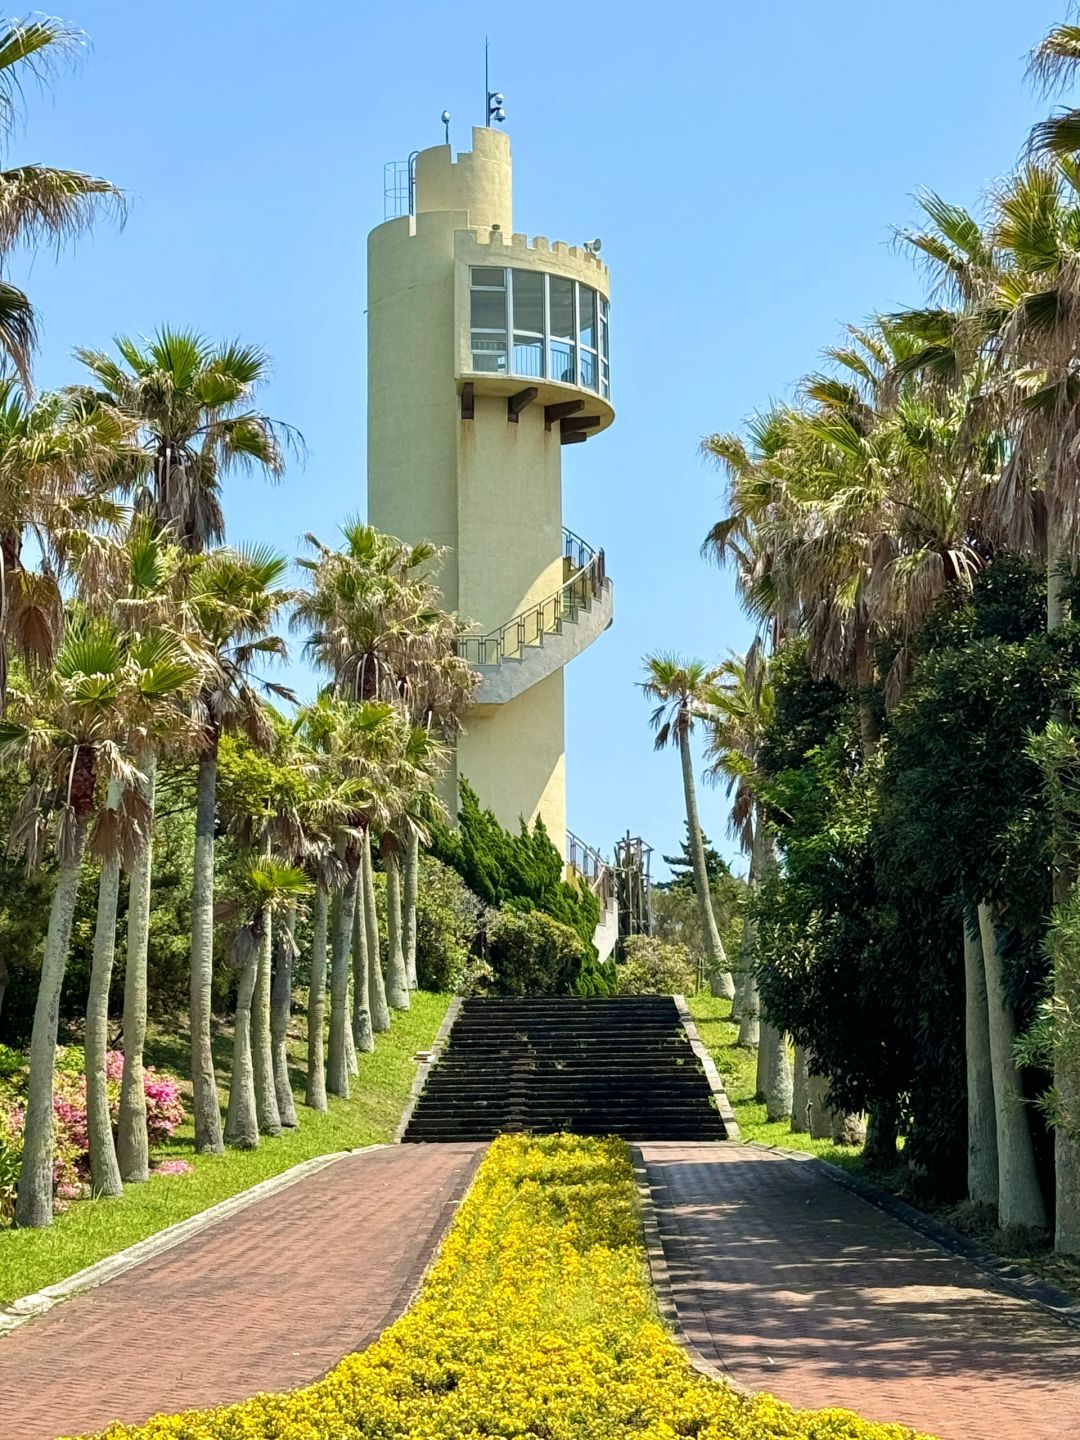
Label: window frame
xmin=468 ymin=265 xmax=609 ymax=396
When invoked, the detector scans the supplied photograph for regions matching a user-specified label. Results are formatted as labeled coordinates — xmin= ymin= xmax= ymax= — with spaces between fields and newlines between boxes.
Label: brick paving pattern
xmin=0 ymin=1142 xmax=483 ymax=1440
xmin=640 ymin=1142 xmax=1080 ymax=1440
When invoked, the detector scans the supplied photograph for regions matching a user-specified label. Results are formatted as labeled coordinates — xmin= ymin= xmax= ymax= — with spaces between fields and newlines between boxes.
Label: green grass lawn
xmin=0 ymin=991 xmax=451 ymax=1305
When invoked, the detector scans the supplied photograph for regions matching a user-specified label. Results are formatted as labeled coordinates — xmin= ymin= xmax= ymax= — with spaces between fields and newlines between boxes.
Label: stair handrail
xmin=457 ymin=527 xmax=607 ymax=667
xmin=566 ymin=829 xmax=615 ymax=908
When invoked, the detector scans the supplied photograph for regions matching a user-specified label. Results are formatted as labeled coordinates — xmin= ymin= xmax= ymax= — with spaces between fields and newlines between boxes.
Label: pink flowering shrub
xmin=153 ymin=1158 xmax=193 ymax=1177
xmin=0 ymin=1047 xmax=187 ymax=1220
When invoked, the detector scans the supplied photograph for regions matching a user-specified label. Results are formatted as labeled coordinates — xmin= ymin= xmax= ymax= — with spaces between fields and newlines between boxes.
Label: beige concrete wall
xmin=457 ymin=668 xmax=566 ymax=840
xmin=456 ymin=392 xmax=563 ymax=633
xmin=367 ymin=208 xmax=462 ymax=608
xmin=416 ymin=127 xmax=512 ymax=232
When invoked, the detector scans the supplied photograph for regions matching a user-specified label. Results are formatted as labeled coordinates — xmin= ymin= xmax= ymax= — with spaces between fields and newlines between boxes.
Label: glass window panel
xmin=549 ymin=276 xmax=574 ymax=339
xmin=471 ymin=287 xmax=506 ymax=330
xmin=513 ymin=336 xmax=544 ymax=378
xmin=550 ymin=339 xmax=576 ymax=384
xmin=579 ymin=349 xmax=597 ymax=391
xmin=579 ymin=287 xmax=597 ymax=348
xmin=511 ymin=269 xmax=544 ymax=333
xmin=471 ymin=334 xmax=507 ymax=372
xmin=600 ymin=313 xmax=609 ymax=360
xmin=471 ymin=266 xmax=505 ymax=288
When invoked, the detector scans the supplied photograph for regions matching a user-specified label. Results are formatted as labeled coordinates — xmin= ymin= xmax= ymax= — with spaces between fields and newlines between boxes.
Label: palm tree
xmin=642 ymin=654 xmax=734 ymax=999
xmin=224 ymin=860 xmax=311 ymax=1149
xmin=294 ymin=694 xmax=402 ymax=1098
xmin=73 ymin=519 xmax=204 ymax=1188
xmin=0 ymin=16 xmax=124 ymax=384
xmin=0 ymin=382 xmax=129 ymax=710
xmin=72 ymin=329 xmax=297 ymax=553
xmin=184 ymin=547 xmax=294 ymax=1151
xmin=0 ymin=615 xmax=196 ymax=1226
xmin=1029 ymin=22 xmax=1080 ymax=159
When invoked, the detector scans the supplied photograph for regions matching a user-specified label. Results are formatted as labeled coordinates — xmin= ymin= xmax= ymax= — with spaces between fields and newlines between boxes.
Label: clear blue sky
xmin=9 ymin=0 xmax=1066 ymax=874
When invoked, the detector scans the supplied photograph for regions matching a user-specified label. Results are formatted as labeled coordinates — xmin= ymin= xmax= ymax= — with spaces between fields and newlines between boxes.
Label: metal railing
xmin=457 ymin=528 xmax=607 ymax=667
xmin=567 ymin=830 xmax=615 ymax=908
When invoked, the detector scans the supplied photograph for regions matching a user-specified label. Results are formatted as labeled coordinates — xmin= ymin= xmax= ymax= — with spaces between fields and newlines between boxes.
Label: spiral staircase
xmin=456 ymin=529 xmax=612 ymax=706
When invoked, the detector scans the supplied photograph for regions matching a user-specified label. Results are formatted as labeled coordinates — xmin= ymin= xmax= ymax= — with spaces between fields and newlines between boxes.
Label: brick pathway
xmin=640 ymin=1142 xmax=1080 ymax=1440
xmin=0 ymin=1143 xmax=483 ymax=1440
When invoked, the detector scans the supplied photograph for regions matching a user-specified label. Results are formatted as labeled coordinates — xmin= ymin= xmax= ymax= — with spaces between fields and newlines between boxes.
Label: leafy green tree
xmin=657 ymin=824 xmax=729 ymax=892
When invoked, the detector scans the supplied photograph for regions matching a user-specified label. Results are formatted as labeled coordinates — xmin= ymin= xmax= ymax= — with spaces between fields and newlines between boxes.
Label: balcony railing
xmin=567 ymin=830 xmax=615 ymax=908
xmin=457 ymin=528 xmax=607 ymax=667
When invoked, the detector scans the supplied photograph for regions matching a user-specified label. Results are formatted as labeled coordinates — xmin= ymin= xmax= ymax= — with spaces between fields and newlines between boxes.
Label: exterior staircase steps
xmin=402 ymin=996 xmax=728 ymax=1143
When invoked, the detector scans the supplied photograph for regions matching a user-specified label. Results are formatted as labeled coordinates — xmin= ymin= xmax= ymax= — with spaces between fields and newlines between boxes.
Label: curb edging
xmin=0 ymin=1144 xmax=386 ymax=1337
xmin=630 ymin=1143 xmax=747 ymax=1392
xmin=394 ymin=996 xmax=463 ymax=1143
xmin=672 ymin=994 xmax=741 ymax=1140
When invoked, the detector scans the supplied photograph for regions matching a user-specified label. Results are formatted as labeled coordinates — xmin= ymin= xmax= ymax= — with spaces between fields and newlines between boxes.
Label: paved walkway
xmin=640 ymin=1142 xmax=1080 ymax=1440
xmin=0 ymin=1143 xmax=483 ymax=1440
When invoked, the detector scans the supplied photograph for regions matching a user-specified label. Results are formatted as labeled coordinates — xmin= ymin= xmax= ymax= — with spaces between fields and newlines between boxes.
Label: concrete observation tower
xmin=366 ymin=126 xmax=614 ymax=854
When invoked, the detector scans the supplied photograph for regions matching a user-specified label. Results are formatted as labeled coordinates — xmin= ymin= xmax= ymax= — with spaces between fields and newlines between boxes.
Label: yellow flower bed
xmin=82 ymin=1134 xmax=933 ymax=1440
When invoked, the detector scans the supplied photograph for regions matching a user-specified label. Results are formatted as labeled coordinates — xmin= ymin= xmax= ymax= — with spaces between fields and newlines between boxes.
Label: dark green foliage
xmin=414 ymin=856 xmax=485 ymax=992
xmin=0 ymin=762 xmax=236 ymax=1046
xmin=753 ymin=560 xmax=1066 ymax=1195
xmin=431 ymin=781 xmax=600 ymax=951
xmin=479 ymin=905 xmax=615 ymax=997
xmin=657 ymin=822 xmax=730 ymax=891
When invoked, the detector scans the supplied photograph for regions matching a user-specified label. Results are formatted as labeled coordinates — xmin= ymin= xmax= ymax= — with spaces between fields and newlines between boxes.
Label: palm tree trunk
xmin=732 ymin=830 xmax=759 ymax=1022
xmin=760 ymin=1022 xmax=792 ymax=1121
xmin=351 ymin=878 xmax=374 ymax=1054
xmin=86 ymin=846 xmax=122 ymax=1197
xmin=403 ymin=831 xmax=420 ymax=989
xmin=190 ymin=744 xmax=223 ymax=1154
xmin=738 ymin=977 xmax=760 ymax=1048
xmin=252 ymin=910 xmax=281 ymax=1135
xmin=977 ymin=903 xmax=1048 ymax=1231
xmin=224 ymin=950 xmax=258 ymax=1149
xmin=385 ymin=850 xmax=410 ymax=1010
xmin=364 ymin=833 xmax=389 ymax=1032
xmin=117 ymin=752 xmax=156 ymax=1184
xmin=678 ymin=728 xmax=732 ymax=998
xmin=791 ymin=1045 xmax=810 ymax=1133
xmin=270 ymin=906 xmax=297 ymax=1128
xmin=327 ymin=868 xmax=358 ymax=1098
xmin=963 ymin=914 xmax=998 ymax=1207
xmin=15 ymin=824 xmax=88 ymax=1228
xmin=806 ymin=1066 xmax=864 ymax=1143
xmin=345 ymin=998 xmax=359 ymax=1075
xmin=305 ymin=884 xmax=329 ymax=1111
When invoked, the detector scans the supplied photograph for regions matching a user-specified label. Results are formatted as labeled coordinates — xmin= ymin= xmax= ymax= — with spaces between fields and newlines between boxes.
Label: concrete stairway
xmin=402 ymin=996 xmax=728 ymax=1142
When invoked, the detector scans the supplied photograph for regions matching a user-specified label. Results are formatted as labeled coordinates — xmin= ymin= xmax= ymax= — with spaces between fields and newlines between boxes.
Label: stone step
xmin=402 ymin=995 xmax=726 ymax=1145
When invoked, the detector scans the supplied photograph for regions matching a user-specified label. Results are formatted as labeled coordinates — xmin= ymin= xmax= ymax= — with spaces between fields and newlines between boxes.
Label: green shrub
xmin=415 ymin=856 xmax=485 ymax=992
xmin=431 ymin=781 xmax=600 ymax=951
xmin=480 ymin=905 xmax=613 ymax=996
xmin=615 ymin=936 xmax=696 ymax=996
